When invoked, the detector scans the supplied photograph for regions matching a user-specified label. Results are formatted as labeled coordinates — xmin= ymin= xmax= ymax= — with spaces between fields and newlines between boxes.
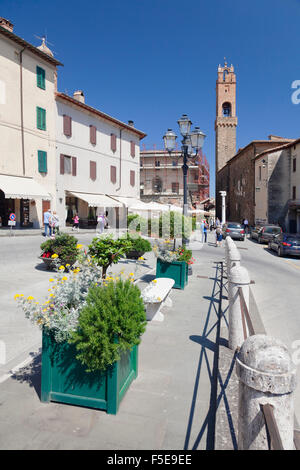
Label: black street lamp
xmin=163 ymin=115 xmax=206 ymax=218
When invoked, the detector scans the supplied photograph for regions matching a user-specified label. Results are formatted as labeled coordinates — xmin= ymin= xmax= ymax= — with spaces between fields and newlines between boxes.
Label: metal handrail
xmin=261 ymin=404 xmax=284 ymax=450
xmin=238 ymin=286 xmax=255 ymax=338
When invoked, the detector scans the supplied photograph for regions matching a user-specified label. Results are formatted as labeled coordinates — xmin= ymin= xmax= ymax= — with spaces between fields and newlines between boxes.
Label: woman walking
xmin=51 ymin=211 xmax=60 ymax=234
xmin=72 ymin=213 xmax=80 ymax=232
xmin=215 ymin=225 xmax=223 ymax=247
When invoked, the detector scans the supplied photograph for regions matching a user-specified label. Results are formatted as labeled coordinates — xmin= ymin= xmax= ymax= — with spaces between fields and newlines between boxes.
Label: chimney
xmin=128 ymin=120 xmax=134 ymax=127
xmin=0 ymin=17 xmax=14 ymax=32
xmin=73 ymin=90 xmax=85 ymax=104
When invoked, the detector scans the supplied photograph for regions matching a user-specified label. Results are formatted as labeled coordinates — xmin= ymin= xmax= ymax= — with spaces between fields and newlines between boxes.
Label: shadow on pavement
xmin=183 ymin=261 xmax=224 ymax=450
xmin=10 ymin=351 xmax=42 ymax=399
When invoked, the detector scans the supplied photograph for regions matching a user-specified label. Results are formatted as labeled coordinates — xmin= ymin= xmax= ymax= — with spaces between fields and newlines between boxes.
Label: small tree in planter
xmin=123 ymin=234 xmax=152 ymax=260
xmin=15 ymin=259 xmax=147 ymax=414
xmin=40 ymin=233 xmax=80 ymax=269
xmin=88 ymin=235 xmax=132 ymax=278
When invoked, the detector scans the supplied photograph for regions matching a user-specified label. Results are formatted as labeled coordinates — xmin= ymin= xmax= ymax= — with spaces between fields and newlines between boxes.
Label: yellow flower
xmin=48 ymin=288 xmax=52 ymax=292
xmin=66 ymin=264 xmax=70 ymax=267
xmin=49 ymin=278 xmax=54 ymax=282
xmin=14 ymin=294 xmax=21 ymax=300
xmin=27 ymin=296 xmax=34 ymax=301
xmin=152 ymin=279 xmax=157 ymax=284
xmin=129 ymin=273 xmax=134 ymax=276
xmin=157 ymin=297 xmax=162 ymax=301
xmin=62 ymin=276 xmax=68 ymax=281
xmin=76 ymin=244 xmax=83 ymax=249
xmin=138 ymin=256 xmax=144 ymax=261
xmin=59 ymin=266 xmax=65 ymax=271
xmin=51 ymin=254 xmax=58 ymax=259
xmin=49 ymin=294 xmax=54 ymax=297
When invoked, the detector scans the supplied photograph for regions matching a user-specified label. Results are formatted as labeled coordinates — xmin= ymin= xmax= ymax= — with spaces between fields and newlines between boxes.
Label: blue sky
xmin=1 ymin=0 xmax=300 ymax=196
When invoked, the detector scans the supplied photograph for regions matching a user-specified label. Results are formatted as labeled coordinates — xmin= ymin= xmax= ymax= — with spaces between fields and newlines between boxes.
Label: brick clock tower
xmin=215 ymin=61 xmax=238 ymax=217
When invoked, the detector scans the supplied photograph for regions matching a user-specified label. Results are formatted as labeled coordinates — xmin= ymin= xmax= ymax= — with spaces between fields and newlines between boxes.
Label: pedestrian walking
xmin=243 ymin=218 xmax=249 ymax=236
xmin=43 ymin=209 xmax=52 ymax=237
xmin=215 ymin=225 xmax=223 ymax=247
xmin=51 ymin=211 xmax=60 ymax=234
xmin=72 ymin=213 xmax=80 ymax=232
xmin=215 ymin=217 xmax=221 ymax=227
xmin=202 ymin=219 xmax=208 ymax=243
xmin=97 ymin=213 xmax=106 ymax=235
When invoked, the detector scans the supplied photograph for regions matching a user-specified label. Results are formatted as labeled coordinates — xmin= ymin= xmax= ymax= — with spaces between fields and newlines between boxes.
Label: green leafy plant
xmin=123 ymin=234 xmax=152 ymax=253
xmin=69 ymin=279 xmax=147 ymax=371
xmin=88 ymin=235 xmax=132 ymax=278
xmin=40 ymin=233 xmax=80 ymax=267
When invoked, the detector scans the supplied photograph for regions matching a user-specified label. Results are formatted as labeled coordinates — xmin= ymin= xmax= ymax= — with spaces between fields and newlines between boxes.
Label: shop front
xmin=288 ymin=200 xmax=300 ymax=233
xmin=0 ymin=174 xmax=51 ymax=229
xmin=66 ymin=191 xmax=123 ymax=229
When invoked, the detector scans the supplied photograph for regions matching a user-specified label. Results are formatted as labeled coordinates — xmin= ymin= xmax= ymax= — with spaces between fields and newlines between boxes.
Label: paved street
xmin=0 ymin=232 xmax=300 ymax=449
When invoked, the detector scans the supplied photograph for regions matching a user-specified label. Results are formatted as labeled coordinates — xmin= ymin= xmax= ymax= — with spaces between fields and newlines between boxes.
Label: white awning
xmin=68 ymin=191 xmax=122 ymax=207
xmin=107 ymin=196 xmax=147 ymax=209
xmin=0 ymin=174 xmax=51 ymax=200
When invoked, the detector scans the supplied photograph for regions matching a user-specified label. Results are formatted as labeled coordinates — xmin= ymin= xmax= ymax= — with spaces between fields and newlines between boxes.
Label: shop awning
xmin=108 ymin=196 xmax=148 ymax=209
xmin=67 ymin=191 xmax=122 ymax=207
xmin=0 ymin=174 xmax=51 ymax=200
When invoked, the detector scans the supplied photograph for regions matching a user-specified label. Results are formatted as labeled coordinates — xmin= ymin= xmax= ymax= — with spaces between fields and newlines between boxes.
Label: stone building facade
xmin=217 ymin=137 xmax=294 ymax=225
xmin=255 ymin=138 xmax=300 ymax=232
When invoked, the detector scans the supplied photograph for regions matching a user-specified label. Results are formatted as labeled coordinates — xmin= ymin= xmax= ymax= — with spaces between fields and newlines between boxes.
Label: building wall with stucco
xmin=56 ymin=96 xmax=143 ymax=228
xmin=0 ymin=27 xmax=58 ymax=228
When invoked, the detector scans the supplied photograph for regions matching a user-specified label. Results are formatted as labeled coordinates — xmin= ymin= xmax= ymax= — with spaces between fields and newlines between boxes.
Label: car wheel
xmin=278 ymin=247 xmax=283 ymax=257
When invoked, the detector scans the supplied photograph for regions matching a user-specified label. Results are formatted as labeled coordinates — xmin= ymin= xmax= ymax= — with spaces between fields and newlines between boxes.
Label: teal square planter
xmin=156 ymin=258 xmax=188 ymax=289
xmin=41 ymin=330 xmax=138 ymax=414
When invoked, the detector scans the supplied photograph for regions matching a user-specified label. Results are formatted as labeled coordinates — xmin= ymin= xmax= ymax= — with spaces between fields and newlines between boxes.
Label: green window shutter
xmin=38 ymin=151 xmax=47 ymax=173
xmin=36 ymin=66 xmax=45 ymax=90
xmin=37 ymin=107 xmax=46 ymax=130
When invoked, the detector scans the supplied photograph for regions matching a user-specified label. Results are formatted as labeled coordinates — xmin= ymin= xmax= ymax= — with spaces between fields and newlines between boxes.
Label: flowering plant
xmin=153 ymin=240 xmax=194 ymax=264
xmin=40 ymin=233 xmax=80 ymax=267
xmin=15 ymin=253 xmax=103 ymax=343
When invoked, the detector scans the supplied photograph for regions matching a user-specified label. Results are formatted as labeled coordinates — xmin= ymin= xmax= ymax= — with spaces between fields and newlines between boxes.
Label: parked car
xmin=268 ymin=233 xmax=300 ymax=257
xmin=222 ymin=222 xmax=245 ymax=241
xmin=251 ymin=225 xmax=282 ymax=244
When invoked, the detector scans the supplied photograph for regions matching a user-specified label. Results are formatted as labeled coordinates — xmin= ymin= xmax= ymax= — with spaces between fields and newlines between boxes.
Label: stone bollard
xmin=228 ymin=265 xmax=250 ymax=350
xmin=225 ymin=237 xmax=235 ymax=275
xmin=227 ymin=245 xmax=240 ymax=280
xmin=236 ymin=334 xmax=297 ymax=450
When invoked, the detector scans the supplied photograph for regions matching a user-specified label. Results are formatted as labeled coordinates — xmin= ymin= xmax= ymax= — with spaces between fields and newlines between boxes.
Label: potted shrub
xmin=15 ymin=256 xmax=146 ymax=414
xmin=124 ymin=234 xmax=152 ymax=260
xmin=88 ymin=235 xmax=132 ymax=278
xmin=153 ymin=241 xmax=193 ymax=289
xmin=40 ymin=233 xmax=80 ymax=270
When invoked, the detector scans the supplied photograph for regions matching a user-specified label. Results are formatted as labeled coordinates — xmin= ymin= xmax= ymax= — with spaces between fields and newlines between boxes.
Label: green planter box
xmin=156 ymin=258 xmax=188 ymax=289
xmin=41 ymin=330 xmax=138 ymax=414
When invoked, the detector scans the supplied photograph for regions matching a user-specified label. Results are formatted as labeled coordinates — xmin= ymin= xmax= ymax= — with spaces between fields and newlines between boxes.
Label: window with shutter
xmin=36 ymin=66 xmax=45 ymax=90
xmin=111 ymin=165 xmax=117 ymax=183
xmin=38 ymin=150 xmax=47 ymax=173
xmin=63 ymin=115 xmax=72 ymax=137
xmin=36 ymin=107 xmax=46 ymax=130
xmin=130 ymin=141 xmax=135 ymax=157
xmin=90 ymin=161 xmax=96 ymax=180
xmin=72 ymin=156 xmax=77 ymax=176
xmin=111 ymin=134 xmax=117 ymax=152
xmin=130 ymin=170 xmax=135 ymax=186
xmin=90 ymin=125 xmax=96 ymax=145
xmin=60 ymin=154 xmax=65 ymax=174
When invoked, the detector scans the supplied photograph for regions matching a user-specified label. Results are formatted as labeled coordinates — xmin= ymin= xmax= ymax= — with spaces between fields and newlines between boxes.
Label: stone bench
xmin=141 ymin=277 xmax=175 ymax=322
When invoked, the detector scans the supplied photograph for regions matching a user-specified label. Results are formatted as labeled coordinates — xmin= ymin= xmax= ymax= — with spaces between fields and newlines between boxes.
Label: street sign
xmin=9 ymin=213 xmax=16 ymax=221
xmin=8 ymin=220 xmax=16 ymax=226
